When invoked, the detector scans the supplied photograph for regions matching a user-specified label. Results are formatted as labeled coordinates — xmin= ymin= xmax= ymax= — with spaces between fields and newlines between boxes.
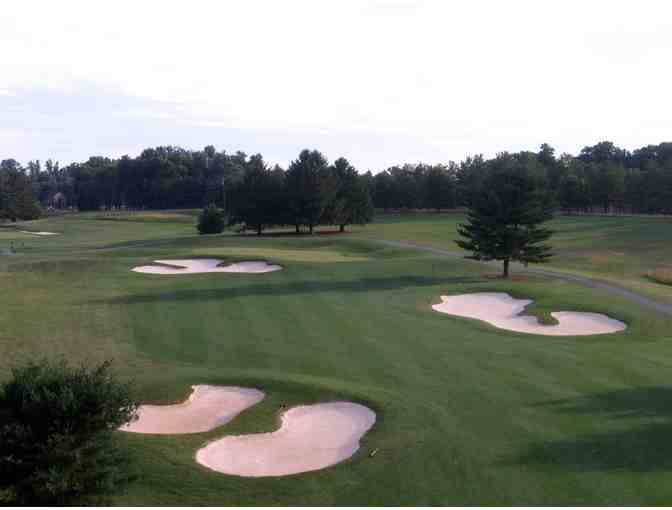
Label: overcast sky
xmin=2 ymin=0 xmax=671 ymax=171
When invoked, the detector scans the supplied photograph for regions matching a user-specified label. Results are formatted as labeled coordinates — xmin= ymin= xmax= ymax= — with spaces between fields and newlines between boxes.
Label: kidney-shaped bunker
xmin=432 ymin=292 xmax=626 ymax=336
xmin=119 ymin=385 xmax=265 ymax=434
xmin=196 ymin=401 xmax=376 ymax=477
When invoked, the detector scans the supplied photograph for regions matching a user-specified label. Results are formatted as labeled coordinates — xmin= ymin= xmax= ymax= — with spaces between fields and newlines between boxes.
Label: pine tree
xmin=456 ymin=164 xmax=554 ymax=278
xmin=285 ymin=150 xmax=335 ymax=234
xmin=229 ymin=156 xmax=284 ymax=235
xmin=322 ymin=158 xmax=374 ymax=232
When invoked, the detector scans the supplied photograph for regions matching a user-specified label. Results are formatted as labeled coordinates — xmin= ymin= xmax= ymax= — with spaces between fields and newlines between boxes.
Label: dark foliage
xmin=321 ymin=157 xmax=375 ymax=232
xmin=4 ymin=140 xmax=672 ymax=224
xmin=0 ymin=159 xmax=41 ymax=221
xmin=371 ymin=142 xmax=672 ymax=214
xmin=456 ymin=155 xmax=554 ymax=277
xmin=196 ymin=203 xmax=225 ymax=235
xmin=228 ymin=156 xmax=286 ymax=235
xmin=0 ymin=359 xmax=138 ymax=505
xmin=285 ymin=150 xmax=335 ymax=234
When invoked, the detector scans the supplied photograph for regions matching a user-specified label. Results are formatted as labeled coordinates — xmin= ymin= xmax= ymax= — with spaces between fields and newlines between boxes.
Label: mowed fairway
xmin=2 ymin=213 xmax=672 ymax=505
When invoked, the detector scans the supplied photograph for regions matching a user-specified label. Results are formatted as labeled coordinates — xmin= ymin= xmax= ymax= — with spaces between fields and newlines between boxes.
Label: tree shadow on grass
xmin=95 ymin=237 xmax=196 ymax=251
xmin=92 ymin=275 xmax=482 ymax=306
xmin=510 ymin=422 xmax=672 ymax=472
xmin=531 ymin=387 xmax=672 ymax=420
xmin=506 ymin=387 xmax=672 ymax=472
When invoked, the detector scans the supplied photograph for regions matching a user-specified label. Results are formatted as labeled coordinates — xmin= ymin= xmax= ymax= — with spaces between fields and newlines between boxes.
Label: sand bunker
xmin=432 ymin=292 xmax=626 ymax=336
xmin=18 ymin=230 xmax=60 ymax=236
xmin=196 ymin=402 xmax=376 ymax=477
xmin=132 ymin=258 xmax=282 ymax=274
xmin=119 ymin=385 xmax=265 ymax=434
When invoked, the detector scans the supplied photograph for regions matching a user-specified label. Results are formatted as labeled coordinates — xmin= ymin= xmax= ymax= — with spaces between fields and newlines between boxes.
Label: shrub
xmin=196 ymin=203 xmax=225 ymax=235
xmin=0 ymin=359 xmax=138 ymax=505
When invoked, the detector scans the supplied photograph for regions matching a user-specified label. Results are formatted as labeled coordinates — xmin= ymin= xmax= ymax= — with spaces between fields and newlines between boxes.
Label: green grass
xmin=91 ymin=209 xmax=200 ymax=223
xmin=190 ymin=244 xmax=371 ymax=263
xmin=2 ymin=212 xmax=672 ymax=504
xmin=359 ymin=212 xmax=672 ymax=303
xmin=0 ymin=226 xmax=45 ymax=241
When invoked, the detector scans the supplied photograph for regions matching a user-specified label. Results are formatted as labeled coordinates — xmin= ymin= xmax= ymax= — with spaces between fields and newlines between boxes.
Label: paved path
xmin=374 ymin=239 xmax=672 ymax=317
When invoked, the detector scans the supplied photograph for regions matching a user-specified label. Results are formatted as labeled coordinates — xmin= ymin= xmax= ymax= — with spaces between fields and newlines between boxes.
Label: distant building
xmin=49 ymin=192 xmax=67 ymax=209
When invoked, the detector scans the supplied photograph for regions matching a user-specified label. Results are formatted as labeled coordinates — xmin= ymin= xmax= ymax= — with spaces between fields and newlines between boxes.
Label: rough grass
xmin=358 ymin=213 xmax=672 ymax=303
xmin=1 ymin=211 xmax=671 ymax=505
xmin=647 ymin=267 xmax=672 ymax=286
xmin=0 ymin=229 xmax=39 ymax=241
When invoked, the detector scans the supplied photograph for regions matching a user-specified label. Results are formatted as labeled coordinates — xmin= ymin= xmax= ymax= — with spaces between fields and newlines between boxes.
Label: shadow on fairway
xmin=93 ymin=275 xmax=482 ymax=305
xmin=507 ymin=387 xmax=672 ymax=472
xmin=531 ymin=387 xmax=672 ymax=419
xmin=95 ymin=237 xmax=199 ymax=250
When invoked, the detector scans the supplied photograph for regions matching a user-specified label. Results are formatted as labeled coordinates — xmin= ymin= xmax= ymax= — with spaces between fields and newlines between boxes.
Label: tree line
xmin=2 ymin=140 xmax=672 ymax=223
xmin=371 ymin=141 xmax=672 ymax=214
xmin=0 ymin=147 xmax=375 ymax=232
xmin=0 ymin=159 xmax=42 ymax=221
xmin=225 ymin=150 xmax=374 ymax=234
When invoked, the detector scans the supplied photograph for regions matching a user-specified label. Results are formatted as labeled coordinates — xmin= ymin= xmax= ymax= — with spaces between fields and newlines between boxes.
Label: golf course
xmin=2 ymin=211 xmax=672 ymax=505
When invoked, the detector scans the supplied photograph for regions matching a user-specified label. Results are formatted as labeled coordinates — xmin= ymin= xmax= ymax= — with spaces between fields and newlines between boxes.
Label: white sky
xmin=1 ymin=0 xmax=671 ymax=170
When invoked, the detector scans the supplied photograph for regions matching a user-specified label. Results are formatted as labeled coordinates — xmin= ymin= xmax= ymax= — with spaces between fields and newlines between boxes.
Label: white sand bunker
xmin=196 ymin=402 xmax=376 ymax=477
xmin=119 ymin=385 xmax=265 ymax=434
xmin=132 ymin=258 xmax=282 ymax=274
xmin=18 ymin=230 xmax=60 ymax=236
xmin=432 ymin=292 xmax=626 ymax=336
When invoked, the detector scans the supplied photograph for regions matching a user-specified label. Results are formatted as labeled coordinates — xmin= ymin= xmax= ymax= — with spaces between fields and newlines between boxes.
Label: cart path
xmin=374 ymin=239 xmax=672 ymax=317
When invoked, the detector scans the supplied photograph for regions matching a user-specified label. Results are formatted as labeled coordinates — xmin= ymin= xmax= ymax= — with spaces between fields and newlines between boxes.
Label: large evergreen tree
xmin=285 ymin=149 xmax=335 ymax=234
xmin=456 ymin=161 xmax=554 ymax=277
xmin=229 ymin=155 xmax=285 ymax=235
xmin=322 ymin=158 xmax=374 ymax=232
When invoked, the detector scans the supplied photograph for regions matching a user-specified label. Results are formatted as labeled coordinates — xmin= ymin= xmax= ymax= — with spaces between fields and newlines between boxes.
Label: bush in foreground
xmin=196 ymin=203 xmax=225 ymax=234
xmin=0 ymin=359 xmax=138 ymax=505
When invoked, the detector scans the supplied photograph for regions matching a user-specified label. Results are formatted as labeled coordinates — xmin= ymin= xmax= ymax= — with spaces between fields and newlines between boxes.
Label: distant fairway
xmin=359 ymin=212 xmax=672 ymax=304
xmin=1 ymin=213 xmax=672 ymax=505
xmin=91 ymin=209 xmax=199 ymax=223
xmin=0 ymin=228 xmax=44 ymax=241
xmin=190 ymin=245 xmax=372 ymax=263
